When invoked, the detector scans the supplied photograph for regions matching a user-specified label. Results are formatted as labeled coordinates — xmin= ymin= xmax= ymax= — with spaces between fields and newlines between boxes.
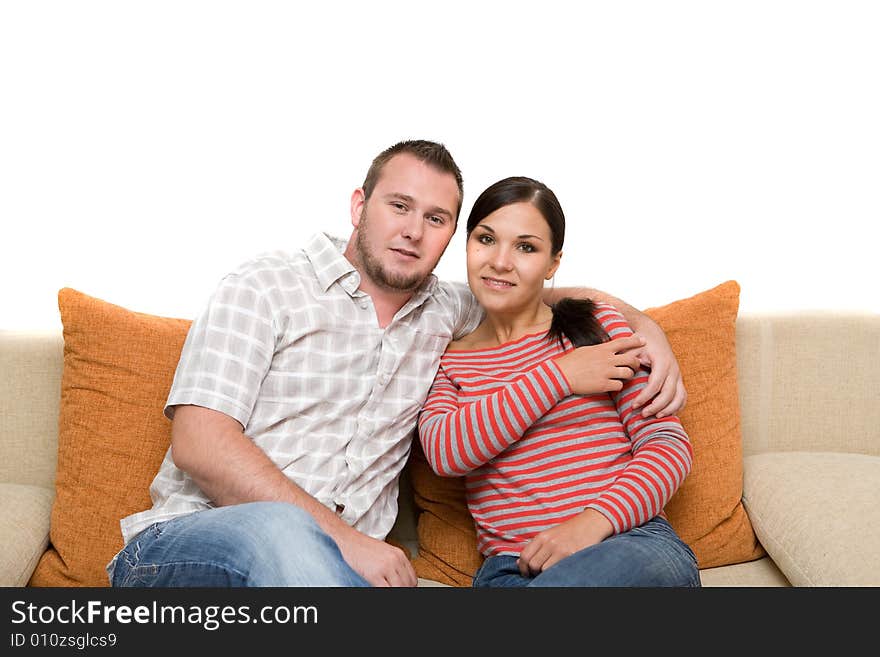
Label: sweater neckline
xmin=444 ymin=329 xmax=551 ymax=354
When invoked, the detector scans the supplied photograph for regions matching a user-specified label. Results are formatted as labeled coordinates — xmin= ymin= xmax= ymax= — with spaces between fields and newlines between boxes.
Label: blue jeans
xmin=472 ymin=516 xmax=700 ymax=587
xmin=109 ymin=502 xmax=370 ymax=587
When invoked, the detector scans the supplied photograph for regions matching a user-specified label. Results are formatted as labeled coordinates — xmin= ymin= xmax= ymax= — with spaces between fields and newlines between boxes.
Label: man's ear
xmin=546 ymin=250 xmax=562 ymax=280
xmin=350 ymin=188 xmax=366 ymax=228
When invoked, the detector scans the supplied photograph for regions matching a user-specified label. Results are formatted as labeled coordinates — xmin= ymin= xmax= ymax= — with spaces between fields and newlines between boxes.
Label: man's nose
xmin=401 ymin=214 xmax=424 ymax=241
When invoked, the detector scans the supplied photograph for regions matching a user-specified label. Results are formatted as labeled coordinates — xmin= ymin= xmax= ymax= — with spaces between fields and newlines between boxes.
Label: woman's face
xmin=466 ymin=201 xmax=561 ymax=316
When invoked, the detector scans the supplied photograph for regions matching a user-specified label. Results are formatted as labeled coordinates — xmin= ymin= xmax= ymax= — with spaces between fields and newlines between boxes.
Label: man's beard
xmin=354 ymin=211 xmax=427 ymax=292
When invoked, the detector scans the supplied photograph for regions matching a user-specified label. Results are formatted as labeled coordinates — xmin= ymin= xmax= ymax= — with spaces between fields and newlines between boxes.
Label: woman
xmin=417 ymin=176 xmax=700 ymax=587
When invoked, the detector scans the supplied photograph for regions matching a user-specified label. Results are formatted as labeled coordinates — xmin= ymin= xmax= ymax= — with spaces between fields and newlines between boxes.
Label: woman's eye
xmin=477 ymin=234 xmax=493 ymax=244
xmin=518 ymin=243 xmax=536 ymax=253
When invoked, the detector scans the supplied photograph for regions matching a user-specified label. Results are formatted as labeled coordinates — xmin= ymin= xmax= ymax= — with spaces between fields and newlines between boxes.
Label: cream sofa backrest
xmin=2 ymin=312 xmax=878 ymax=495
xmin=735 ymin=312 xmax=880 ymax=458
xmin=0 ymin=331 xmax=62 ymax=489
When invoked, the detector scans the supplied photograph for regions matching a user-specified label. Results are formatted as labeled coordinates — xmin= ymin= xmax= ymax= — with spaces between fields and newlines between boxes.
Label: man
xmin=107 ymin=139 xmax=686 ymax=587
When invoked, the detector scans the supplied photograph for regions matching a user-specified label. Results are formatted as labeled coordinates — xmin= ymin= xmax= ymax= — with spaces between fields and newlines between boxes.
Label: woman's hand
xmin=553 ymin=335 xmax=644 ymax=395
xmin=517 ymin=508 xmax=614 ymax=576
xmin=548 ymin=287 xmax=688 ymax=418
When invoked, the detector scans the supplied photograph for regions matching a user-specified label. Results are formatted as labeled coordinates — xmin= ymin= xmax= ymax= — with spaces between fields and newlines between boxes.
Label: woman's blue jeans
xmin=109 ymin=502 xmax=370 ymax=587
xmin=472 ymin=516 xmax=701 ymax=587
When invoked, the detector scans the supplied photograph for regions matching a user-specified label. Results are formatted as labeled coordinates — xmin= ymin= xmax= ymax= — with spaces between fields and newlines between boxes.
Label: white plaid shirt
xmin=119 ymin=232 xmax=482 ymax=545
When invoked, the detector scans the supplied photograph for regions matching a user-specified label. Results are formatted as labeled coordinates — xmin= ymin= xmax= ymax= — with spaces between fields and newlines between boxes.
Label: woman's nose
xmin=491 ymin=248 xmax=513 ymax=271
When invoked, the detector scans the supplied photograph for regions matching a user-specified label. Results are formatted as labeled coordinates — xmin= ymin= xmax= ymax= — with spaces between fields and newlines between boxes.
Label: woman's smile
xmin=481 ymin=276 xmax=516 ymax=290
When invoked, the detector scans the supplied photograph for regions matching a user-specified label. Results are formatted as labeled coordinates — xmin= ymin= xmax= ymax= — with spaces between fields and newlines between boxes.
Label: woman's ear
xmin=546 ymin=250 xmax=562 ymax=280
xmin=350 ymin=188 xmax=366 ymax=228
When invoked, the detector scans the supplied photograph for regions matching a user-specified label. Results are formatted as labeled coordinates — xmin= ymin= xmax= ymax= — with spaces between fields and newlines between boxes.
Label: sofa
xmin=2 ymin=285 xmax=879 ymax=587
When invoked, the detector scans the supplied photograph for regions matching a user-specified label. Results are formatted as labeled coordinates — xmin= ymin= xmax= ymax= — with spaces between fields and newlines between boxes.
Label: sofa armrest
xmin=0 ymin=483 xmax=54 ymax=586
xmin=743 ymin=451 xmax=880 ymax=586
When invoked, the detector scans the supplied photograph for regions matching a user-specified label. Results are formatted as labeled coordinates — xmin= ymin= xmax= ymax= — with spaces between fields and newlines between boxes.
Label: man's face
xmin=350 ymin=153 xmax=460 ymax=292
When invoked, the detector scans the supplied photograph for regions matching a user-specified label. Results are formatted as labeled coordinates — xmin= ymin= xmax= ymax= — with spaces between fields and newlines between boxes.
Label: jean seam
xmin=120 ymin=560 xmax=250 ymax=587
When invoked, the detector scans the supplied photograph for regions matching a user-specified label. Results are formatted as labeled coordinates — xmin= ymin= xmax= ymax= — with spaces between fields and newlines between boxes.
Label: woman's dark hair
xmin=466 ymin=176 xmax=608 ymax=349
xmin=547 ymin=298 xmax=609 ymax=348
xmin=466 ymin=176 xmax=565 ymax=252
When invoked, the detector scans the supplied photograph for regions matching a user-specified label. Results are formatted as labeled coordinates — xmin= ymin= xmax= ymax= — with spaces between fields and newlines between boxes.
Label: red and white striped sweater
xmin=418 ymin=303 xmax=693 ymax=558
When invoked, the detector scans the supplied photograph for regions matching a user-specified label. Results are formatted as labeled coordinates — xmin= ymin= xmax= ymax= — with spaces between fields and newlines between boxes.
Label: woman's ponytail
xmin=547 ymin=298 xmax=608 ymax=349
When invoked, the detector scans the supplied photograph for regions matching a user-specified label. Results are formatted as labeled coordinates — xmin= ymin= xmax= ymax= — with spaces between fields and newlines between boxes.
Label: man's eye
xmin=392 ymin=202 xmax=407 ymax=211
xmin=428 ymin=216 xmax=444 ymax=225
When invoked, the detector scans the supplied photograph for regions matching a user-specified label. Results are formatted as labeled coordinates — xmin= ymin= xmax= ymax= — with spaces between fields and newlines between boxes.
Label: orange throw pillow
xmin=409 ymin=440 xmax=483 ymax=587
xmin=408 ymin=280 xmax=764 ymax=585
xmin=28 ymin=288 xmax=192 ymax=586
xmin=645 ymin=280 xmax=764 ymax=568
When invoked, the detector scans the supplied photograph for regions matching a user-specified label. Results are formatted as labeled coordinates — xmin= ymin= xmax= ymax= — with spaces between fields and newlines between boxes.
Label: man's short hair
xmin=362 ymin=140 xmax=464 ymax=218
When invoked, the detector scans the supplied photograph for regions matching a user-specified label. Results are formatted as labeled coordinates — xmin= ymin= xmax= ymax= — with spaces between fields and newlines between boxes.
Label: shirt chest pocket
xmin=392 ymin=331 xmax=450 ymax=405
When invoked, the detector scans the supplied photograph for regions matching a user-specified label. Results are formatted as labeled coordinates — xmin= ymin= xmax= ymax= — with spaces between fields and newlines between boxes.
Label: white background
xmin=2 ymin=1 xmax=878 ymax=331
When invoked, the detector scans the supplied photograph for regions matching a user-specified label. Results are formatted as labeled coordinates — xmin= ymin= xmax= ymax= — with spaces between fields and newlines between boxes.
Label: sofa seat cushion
xmin=698 ymin=556 xmax=790 ymax=587
xmin=743 ymin=451 xmax=880 ymax=586
xmin=0 ymin=483 xmax=54 ymax=586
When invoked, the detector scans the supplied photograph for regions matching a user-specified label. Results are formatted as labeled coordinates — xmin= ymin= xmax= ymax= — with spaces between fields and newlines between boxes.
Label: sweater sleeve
xmin=418 ymin=358 xmax=571 ymax=477
xmin=584 ymin=305 xmax=694 ymax=534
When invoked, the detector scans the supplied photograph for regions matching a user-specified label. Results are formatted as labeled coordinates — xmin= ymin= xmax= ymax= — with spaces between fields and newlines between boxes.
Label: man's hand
xmin=517 ymin=508 xmax=613 ymax=576
xmin=553 ymin=335 xmax=644 ymax=395
xmin=336 ymin=526 xmax=418 ymax=587
xmin=628 ymin=320 xmax=687 ymax=418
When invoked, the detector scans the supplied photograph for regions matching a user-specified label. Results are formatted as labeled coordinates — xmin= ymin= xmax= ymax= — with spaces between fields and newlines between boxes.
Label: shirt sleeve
xmin=443 ymin=280 xmax=485 ymax=340
xmin=164 ymin=272 xmax=276 ymax=429
xmin=584 ymin=305 xmax=694 ymax=534
xmin=418 ymin=358 xmax=572 ymax=477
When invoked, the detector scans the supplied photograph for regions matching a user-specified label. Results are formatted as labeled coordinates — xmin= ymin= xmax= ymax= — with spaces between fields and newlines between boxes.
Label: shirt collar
xmin=304 ymin=232 xmax=361 ymax=295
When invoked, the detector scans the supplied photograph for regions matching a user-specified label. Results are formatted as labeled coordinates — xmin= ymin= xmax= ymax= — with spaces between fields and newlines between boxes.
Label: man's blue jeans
xmin=109 ymin=502 xmax=370 ymax=587
xmin=472 ymin=516 xmax=701 ymax=587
